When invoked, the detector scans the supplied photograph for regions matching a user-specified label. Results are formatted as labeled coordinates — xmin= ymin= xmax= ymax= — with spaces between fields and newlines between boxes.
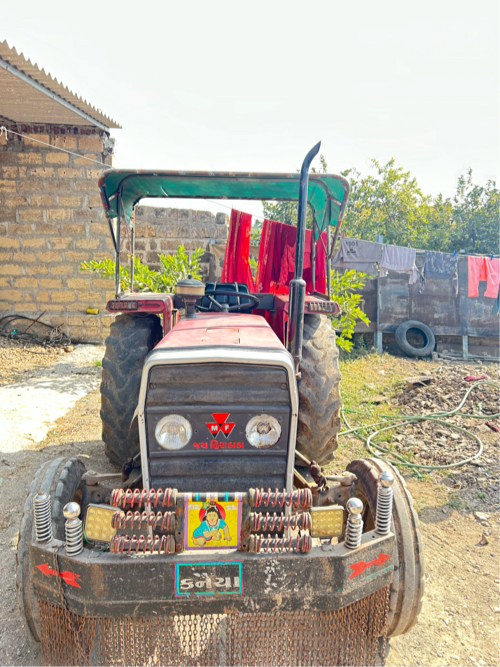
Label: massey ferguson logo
xmin=206 ymin=413 xmax=235 ymax=437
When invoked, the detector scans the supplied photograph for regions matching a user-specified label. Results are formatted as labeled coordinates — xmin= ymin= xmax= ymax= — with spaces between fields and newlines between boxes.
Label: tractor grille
xmin=38 ymin=586 xmax=390 ymax=666
xmin=145 ymin=363 xmax=292 ymax=492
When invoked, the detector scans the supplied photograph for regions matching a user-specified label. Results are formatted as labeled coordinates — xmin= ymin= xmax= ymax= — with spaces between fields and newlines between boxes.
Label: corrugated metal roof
xmin=0 ymin=40 xmax=120 ymax=129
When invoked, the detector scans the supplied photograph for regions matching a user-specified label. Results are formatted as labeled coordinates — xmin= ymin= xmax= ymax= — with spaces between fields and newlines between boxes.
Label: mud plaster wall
xmin=0 ymin=121 xmax=115 ymax=343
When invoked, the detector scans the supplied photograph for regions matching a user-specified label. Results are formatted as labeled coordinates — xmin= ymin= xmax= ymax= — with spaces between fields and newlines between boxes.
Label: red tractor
xmin=17 ymin=144 xmax=423 ymax=666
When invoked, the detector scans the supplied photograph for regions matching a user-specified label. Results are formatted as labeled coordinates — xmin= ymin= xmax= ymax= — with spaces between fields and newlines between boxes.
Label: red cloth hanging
xmin=221 ymin=209 xmax=255 ymax=290
xmin=255 ymin=218 xmax=327 ymax=294
xmin=468 ymin=256 xmax=500 ymax=298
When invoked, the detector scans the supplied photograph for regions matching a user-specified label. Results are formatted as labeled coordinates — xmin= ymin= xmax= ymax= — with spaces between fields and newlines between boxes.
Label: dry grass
xmin=41 ymin=386 xmax=102 ymax=448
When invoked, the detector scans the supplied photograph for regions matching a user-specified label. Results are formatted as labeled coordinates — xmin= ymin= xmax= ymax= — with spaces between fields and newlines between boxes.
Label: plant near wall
xmin=330 ymin=269 xmax=371 ymax=352
xmin=80 ymin=246 xmax=204 ymax=293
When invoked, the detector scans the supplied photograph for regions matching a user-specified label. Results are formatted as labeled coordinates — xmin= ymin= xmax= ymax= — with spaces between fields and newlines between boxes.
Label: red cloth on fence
xmin=468 ymin=256 xmax=500 ymax=298
xmin=255 ymin=218 xmax=327 ymax=294
xmin=221 ymin=209 xmax=255 ymax=290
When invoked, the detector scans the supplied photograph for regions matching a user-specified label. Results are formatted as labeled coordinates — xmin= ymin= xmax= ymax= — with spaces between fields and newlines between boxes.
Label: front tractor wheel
xmin=346 ymin=458 xmax=425 ymax=638
xmin=101 ymin=314 xmax=163 ymax=466
xmin=17 ymin=457 xmax=86 ymax=642
xmin=297 ymin=314 xmax=342 ymax=465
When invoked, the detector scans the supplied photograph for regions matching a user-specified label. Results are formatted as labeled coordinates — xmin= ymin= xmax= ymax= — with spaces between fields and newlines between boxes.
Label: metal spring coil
xmin=250 ymin=488 xmax=312 ymax=510
xmin=250 ymin=511 xmax=312 ymax=533
xmin=65 ymin=519 xmax=83 ymax=557
xmin=34 ymin=492 xmax=53 ymax=543
xmin=345 ymin=517 xmax=363 ymax=549
xmin=112 ymin=510 xmax=176 ymax=532
xmin=249 ymin=534 xmax=311 ymax=554
xmin=111 ymin=487 xmax=178 ymax=509
xmin=110 ymin=533 xmax=176 ymax=555
xmin=375 ymin=487 xmax=393 ymax=536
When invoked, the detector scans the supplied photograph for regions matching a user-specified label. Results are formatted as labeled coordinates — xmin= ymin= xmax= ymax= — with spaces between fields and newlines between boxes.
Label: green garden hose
xmin=340 ymin=381 xmax=499 ymax=477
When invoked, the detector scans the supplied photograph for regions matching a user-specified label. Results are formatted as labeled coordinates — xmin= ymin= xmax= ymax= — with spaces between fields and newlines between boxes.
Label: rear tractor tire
xmin=346 ymin=458 xmax=425 ymax=638
xmin=297 ymin=314 xmax=342 ymax=465
xmin=101 ymin=314 xmax=163 ymax=466
xmin=17 ymin=457 xmax=86 ymax=642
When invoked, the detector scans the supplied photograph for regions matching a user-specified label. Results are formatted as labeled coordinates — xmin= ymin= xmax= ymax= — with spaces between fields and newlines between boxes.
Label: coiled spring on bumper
xmin=250 ymin=511 xmax=311 ymax=533
xmin=249 ymin=534 xmax=311 ymax=554
xmin=110 ymin=533 xmax=176 ymax=555
xmin=65 ymin=519 xmax=83 ymax=557
xmin=111 ymin=487 xmax=178 ymax=509
xmin=375 ymin=471 xmax=395 ymax=536
xmin=112 ymin=510 xmax=176 ymax=532
xmin=249 ymin=488 xmax=312 ymax=510
xmin=34 ymin=492 xmax=53 ymax=543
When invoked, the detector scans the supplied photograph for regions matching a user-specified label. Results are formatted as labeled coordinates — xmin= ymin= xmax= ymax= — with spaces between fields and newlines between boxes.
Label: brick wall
xmin=0 ymin=122 xmax=115 ymax=342
xmin=134 ymin=206 xmax=228 ymax=282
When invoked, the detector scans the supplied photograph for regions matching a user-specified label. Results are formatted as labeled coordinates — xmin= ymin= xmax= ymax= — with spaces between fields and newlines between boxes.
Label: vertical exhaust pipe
xmin=287 ymin=141 xmax=321 ymax=370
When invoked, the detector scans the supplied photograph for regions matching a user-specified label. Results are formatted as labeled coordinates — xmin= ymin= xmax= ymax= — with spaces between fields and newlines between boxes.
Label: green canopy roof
xmin=98 ymin=170 xmax=350 ymax=234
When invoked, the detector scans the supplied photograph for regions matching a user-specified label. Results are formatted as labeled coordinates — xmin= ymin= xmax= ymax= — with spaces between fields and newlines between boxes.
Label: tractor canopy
xmin=97 ymin=169 xmax=350 ymax=235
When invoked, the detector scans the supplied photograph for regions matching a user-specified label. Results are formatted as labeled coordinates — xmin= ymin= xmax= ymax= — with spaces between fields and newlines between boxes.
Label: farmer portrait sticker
xmin=184 ymin=494 xmax=242 ymax=550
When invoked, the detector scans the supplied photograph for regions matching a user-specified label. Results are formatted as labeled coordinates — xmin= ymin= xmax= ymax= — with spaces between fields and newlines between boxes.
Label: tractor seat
xmin=199 ymin=282 xmax=256 ymax=311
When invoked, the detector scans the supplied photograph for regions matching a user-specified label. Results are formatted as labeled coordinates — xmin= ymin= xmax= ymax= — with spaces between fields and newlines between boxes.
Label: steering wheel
xmin=196 ymin=289 xmax=260 ymax=313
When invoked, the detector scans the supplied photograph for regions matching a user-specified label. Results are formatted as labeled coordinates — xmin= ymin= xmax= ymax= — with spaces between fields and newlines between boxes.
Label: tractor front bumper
xmin=31 ymin=531 xmax=394 ymax=616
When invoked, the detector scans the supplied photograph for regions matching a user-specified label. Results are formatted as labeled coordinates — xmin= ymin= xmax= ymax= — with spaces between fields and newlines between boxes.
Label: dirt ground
xmin=0 ymin=343 xmax=498 ymax=667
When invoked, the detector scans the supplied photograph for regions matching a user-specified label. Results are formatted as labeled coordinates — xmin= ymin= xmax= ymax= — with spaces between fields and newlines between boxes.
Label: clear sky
xmin=2 ymin=0 xmax=498 ymax=219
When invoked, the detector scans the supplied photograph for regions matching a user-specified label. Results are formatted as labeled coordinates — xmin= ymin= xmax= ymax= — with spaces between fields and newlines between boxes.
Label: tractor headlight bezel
xmin=155 ymin=414 xmax=192 ymax=450
xmin=245 ymin=414 xmax=281 ymax=449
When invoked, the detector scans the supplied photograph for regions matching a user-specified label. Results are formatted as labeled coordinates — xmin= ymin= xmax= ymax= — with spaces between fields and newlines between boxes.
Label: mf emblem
xmin=206 ymin=413 xmax=235 ymax=437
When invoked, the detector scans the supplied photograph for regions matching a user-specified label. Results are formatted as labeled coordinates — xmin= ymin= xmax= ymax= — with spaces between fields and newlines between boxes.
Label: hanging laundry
xmin=420 ymin=251 xmax=459 ymax=295
xmin=255 ymin=219 xmax=327 ymax=294
xmin=483 ymin=257 xmax=500 ymax=298
xmin=379 ymin=245 xmax=419 ymax=284
xmin=221 ymin=209 xmax=255 ymax=290
xmin=332 ymin=237 xmax=383 ymax=277
xmin=468 ymin=256 xmax=500 ymax=298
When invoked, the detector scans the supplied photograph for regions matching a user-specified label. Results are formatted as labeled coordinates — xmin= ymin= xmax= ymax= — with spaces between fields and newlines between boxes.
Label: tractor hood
xmin=154 ymin=313 xmax=287 ymax=352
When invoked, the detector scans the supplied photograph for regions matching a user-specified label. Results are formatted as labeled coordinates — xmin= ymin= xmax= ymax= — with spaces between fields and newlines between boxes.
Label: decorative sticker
xmin=36 ymin=563 xmax=82 ymax=588
xmin=349 ymin=552 xmax=390 ymax=579
xmin=184 ymin=495 xmax=242 ymax=550
xmin=175 ymin=561 xmax=243 ymax=597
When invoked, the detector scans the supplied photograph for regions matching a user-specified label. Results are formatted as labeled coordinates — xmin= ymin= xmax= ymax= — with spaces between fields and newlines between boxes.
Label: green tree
xmin=445 ymin=170 xmax=499 ymax=255
xmin=80 ymin=246 xmax=204 ymax=293
xmin=329 ymin=269 xmax=370 ymax=351
xmin=341 ymin=159 xmax=432 ymax=247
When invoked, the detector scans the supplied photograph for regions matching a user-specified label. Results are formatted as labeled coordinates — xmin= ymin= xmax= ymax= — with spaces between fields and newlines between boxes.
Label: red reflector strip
xmin=109 ymin=300 xmax=139 ymax=311
xmin=307 ymin=301 xmax=336 ymax=312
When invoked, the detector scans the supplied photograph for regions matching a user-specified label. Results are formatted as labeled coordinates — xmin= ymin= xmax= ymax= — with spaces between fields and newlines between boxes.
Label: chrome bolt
xmin=375 ymin=470 xmax=395 ymax=536
xmin=345 ymin=497 xmax=364 ymax=549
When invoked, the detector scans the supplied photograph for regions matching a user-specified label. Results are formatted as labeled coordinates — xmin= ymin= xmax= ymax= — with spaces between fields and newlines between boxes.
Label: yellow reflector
xmin=310 ymin=505 xmax=344 ymax=538
xmin=85 ymin=504 xmax=117 ymax=543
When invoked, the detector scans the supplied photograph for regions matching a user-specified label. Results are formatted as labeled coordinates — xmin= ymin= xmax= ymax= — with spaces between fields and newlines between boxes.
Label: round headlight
xmin=245 ymin=414 xmax=281 ymax=449
xmin=155 ymin=415 xmax=192 ymax=450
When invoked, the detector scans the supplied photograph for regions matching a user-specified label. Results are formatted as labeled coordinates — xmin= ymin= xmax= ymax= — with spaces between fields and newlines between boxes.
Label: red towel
xmin=484 ymin=257 xmax=500 ymax=298
xmin=221 ymin=209 xmax=255 ymax=290
xmin=255 ymin=218 xmax=327 ymax=294
xmin=468 ymin=256 xmax=500 ymax=298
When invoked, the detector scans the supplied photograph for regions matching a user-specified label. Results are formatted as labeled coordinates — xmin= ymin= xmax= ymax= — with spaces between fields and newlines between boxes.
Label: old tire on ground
xmin=17 ymin=457 xmax=86 ymax=642
xmin=101 ymin=314 xmax=163 ymax=466
xmin=296 ymin=314 xmax=342 ymax=465
xmin=395 ymin=320 xmax=435 ymax=357
xmin=346 ymin=458 xmax=424 ymax=638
